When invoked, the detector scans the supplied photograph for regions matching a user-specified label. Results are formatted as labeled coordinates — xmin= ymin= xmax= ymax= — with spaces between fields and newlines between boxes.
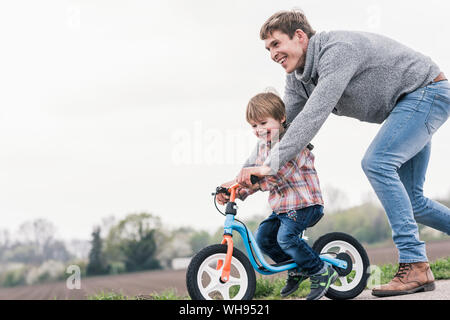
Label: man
xmin=218 ymin=9 xmax=449 ymax=297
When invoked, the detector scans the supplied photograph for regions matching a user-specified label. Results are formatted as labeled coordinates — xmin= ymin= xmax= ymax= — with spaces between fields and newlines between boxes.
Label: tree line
xmin=87 ymin=195 xmax=450 ymax=276
xmin=1 ymin=194 xmax=448 ymax=285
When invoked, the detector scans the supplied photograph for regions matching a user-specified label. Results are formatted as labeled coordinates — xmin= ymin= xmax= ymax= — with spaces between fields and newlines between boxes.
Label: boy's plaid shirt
xmin=238 ymin=140 xmax=324 ymax=214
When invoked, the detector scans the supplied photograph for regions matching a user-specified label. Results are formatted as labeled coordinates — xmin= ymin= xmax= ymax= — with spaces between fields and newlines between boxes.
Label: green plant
xmin=148 ymin=288 xmax=188 ymax=300
xmin=430 ymin=257 xmax=450 ymax=280
xmin=87 ymin=290 xmax=131 ymax=300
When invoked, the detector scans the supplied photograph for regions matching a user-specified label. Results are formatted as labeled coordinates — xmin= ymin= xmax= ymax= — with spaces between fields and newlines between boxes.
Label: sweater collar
xmin=294 ymin=32 xmax=321 ymax=84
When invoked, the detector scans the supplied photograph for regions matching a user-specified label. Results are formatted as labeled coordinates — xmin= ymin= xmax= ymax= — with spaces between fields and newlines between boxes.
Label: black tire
xmin=312 ymin=232 xmax=370 ymax=300
xmin=186 ymin=244 xmax=256 ymax=300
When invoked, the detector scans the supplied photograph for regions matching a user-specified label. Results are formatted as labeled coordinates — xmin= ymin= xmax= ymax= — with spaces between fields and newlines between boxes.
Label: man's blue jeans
xmin=255 ymin=205 xmax=324 ymax=275
xmin=362 ymin=80 xmax=450 ymax=263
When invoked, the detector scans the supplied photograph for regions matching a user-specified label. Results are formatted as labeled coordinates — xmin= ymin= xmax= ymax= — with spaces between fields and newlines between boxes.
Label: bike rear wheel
xmin=313 ymin=232 xmax=370 ymax=300
xmin=186 ymin=244 xmax=256 ymax=300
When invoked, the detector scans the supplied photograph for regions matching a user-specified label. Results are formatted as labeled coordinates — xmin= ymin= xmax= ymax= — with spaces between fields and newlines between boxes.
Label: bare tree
xmin=15 ymin=219 xmax=71 ymax=264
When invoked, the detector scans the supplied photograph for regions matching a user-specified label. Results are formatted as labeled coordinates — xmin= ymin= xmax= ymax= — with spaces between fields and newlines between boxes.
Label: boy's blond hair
xmin=246 ymin=92 xmax=286 ymax=125
xmin=260 ymin=9 xmax=316 ymax=40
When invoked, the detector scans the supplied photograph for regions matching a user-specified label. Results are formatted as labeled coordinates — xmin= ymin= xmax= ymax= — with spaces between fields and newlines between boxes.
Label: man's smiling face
xmin=264 ymin=30 xmax=308 ymax=74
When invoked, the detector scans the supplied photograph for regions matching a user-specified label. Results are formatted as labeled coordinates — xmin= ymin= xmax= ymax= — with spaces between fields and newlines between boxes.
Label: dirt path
xmin=353 ymin=280 xmax=450 ymax=300
xmin=0 ymin=269 xmax=188 ymax=300
xmin=0 ymin=239 xmax=448 ymax=300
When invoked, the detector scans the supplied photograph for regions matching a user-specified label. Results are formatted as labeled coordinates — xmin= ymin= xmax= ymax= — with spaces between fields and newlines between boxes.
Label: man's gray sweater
xmin=245 ymin=31 xmax=441 ymax=173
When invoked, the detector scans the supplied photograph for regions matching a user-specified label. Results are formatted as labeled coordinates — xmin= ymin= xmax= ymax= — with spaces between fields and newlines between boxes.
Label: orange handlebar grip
xmin=228 ymin=183 xmax=240 ymax=202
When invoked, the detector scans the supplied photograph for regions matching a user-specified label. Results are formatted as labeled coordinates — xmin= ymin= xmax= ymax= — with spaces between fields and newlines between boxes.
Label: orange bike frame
xmin=218 ymin=235 xmax=233 ymax=282
xmin=216 ymin=183 xmax=240 ymax=282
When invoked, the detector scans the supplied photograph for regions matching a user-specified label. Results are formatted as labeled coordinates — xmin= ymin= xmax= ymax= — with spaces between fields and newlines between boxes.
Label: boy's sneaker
xmin=306 ymin=264 xmax=339 ymax=300
xmin=280 ymin=271 xmax=308 ymax=297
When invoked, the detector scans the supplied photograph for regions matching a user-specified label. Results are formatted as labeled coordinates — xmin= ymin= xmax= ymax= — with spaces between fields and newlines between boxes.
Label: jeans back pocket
xmin=425 ymin=92 xmax=450 ymax=135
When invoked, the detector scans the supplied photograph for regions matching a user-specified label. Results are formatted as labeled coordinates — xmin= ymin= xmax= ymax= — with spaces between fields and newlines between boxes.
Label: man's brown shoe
xmin=372 ymin=262 xmax=435 ymax=297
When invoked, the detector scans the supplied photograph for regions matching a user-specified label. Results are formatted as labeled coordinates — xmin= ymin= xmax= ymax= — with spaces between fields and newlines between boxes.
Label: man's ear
xmin=294 ymin=29 xmax=306 ymax=42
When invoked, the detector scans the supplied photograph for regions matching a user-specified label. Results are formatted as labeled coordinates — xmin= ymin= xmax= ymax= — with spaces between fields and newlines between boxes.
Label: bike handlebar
xmin=213 ymin=175 xmax=260 ymax=197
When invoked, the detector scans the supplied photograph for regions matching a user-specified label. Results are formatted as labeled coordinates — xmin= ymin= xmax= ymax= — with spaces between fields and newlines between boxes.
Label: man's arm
xmin=241 ymin=142 xmax=260 ymax=168
xmin=263 ymin=43 xmax=363 ymax=174
xmin=241 ymin=77 xmax=307 ymax=169
xmin=284 ymin=73 xmax=308 ymax=125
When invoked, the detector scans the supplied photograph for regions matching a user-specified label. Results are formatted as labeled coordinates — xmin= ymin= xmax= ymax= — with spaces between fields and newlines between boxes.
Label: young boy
xmin=218 ymin=92 xmax=338 ymax=300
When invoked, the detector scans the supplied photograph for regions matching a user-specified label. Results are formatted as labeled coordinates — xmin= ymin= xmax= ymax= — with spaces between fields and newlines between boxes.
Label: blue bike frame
xmin=224 ymin=214 xmax=347 ymax=275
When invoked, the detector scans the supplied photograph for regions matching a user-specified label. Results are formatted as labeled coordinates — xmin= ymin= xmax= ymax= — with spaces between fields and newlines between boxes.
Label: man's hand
xmin=236 ymin=165 xmax=272 ymax=188
xmin=216 ymin=180 xmax=235 ymax=205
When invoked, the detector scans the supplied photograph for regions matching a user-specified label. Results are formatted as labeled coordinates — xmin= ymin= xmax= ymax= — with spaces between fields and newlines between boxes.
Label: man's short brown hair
xmin=260 ymin=9 xmax=316 ymax=40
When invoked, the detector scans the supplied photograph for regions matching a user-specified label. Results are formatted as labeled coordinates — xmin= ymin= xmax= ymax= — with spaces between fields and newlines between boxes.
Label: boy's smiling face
xmin=264 ymin=30 xmax=308 ymax=74
xmin=249 ymin=116 xmax=285 ymax=143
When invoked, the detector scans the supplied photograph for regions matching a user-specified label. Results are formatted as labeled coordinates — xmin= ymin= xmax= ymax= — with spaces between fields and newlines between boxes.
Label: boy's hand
xmin=236 ymin=183 xmax=260 ymax=198
xmin=216 ymin=180 xmax=235 ymax=205
xmin=235 ymin=186 xmax=250 ymax=201
xmin=236 ymin=165 xmax=272 ymax=188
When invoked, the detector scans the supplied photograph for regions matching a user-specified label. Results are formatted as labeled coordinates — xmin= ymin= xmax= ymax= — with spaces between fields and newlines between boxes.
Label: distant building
xmin=171 ymin=257 xmax=191 ymax=270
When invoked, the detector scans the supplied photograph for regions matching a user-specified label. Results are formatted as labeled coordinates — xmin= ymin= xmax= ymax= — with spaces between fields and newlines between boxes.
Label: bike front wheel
xmin=313 ymin=232 xmax=370 ymax=300
xmin=186 ymin=244 xmax=256 ymax=300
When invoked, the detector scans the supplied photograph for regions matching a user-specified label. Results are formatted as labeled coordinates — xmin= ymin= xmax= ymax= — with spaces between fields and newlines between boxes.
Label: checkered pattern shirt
xmin=238 ymin=140 xmax=324 ymax=214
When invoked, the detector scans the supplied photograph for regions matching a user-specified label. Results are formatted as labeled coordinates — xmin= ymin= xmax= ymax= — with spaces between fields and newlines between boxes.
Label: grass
xmin=87 ymin=256 xmax=450 ymax=300
xmin=87 ymin=288 xmax=188 ymax=300
xmin=254 ymin=276 xmax=311 ymax=300
xmin=87 ymin=290 xmax=131 ymax=300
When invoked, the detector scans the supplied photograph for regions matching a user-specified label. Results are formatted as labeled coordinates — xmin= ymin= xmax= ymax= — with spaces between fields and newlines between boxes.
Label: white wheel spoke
xmin=204 ymin=265 xmax=220 ymax=279
xmin=338 ymin=247 xmax=346 ymax=254
xmin=219 ymin=286 xmax=230 ymax=300
xmin=203 ymin=277 xmax=220 ymax=294
xmin=340 ymin=276 xmax=349 ymax=287
xmin=227 ymin=275 xmax=241 ymax=285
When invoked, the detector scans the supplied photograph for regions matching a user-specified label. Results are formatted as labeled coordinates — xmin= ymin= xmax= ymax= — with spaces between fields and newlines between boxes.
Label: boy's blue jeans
xmin=255 ymin=205 xmax=324 ymax=275
xmin=362 ymin=80 xmax=450 ymax=263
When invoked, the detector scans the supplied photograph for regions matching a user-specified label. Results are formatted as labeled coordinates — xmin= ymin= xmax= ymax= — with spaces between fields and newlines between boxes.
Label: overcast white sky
xmin=0 ymin=0 xmax=449 ymax=241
